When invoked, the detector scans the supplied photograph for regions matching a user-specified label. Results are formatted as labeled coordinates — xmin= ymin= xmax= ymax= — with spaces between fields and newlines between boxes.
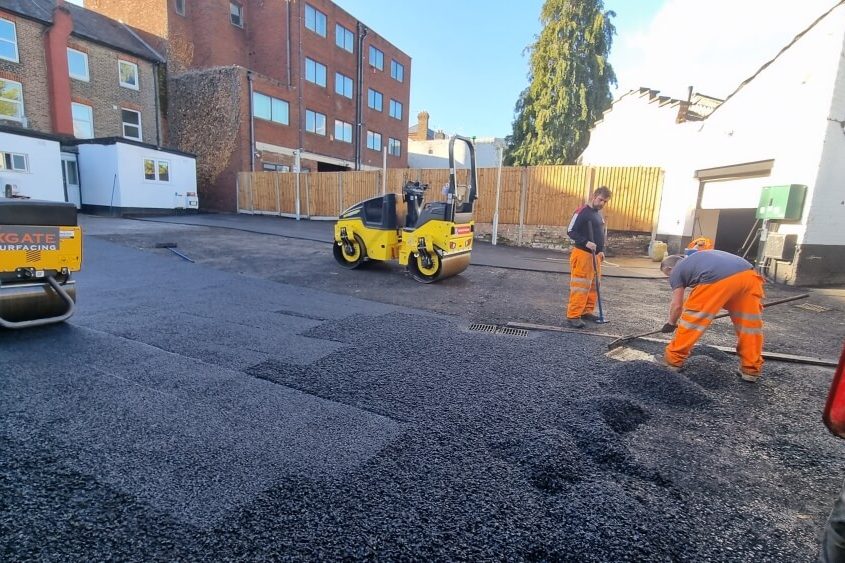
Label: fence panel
xmin=237 ymin=165 xmax=663 ymax=233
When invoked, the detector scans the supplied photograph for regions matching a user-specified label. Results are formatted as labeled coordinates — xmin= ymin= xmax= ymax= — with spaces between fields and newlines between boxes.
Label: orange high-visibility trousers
xmin=567 ymin=247 xmax=602 ymax=319
xmin=664 ymin=269 xmax=765 ymax=374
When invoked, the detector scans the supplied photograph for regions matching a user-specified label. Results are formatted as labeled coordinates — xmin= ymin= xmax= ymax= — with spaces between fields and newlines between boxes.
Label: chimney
xmin=44 ymin=3 xmax=75 ymax=135
xmin=416 ymin=111 xmax=430 ymax=141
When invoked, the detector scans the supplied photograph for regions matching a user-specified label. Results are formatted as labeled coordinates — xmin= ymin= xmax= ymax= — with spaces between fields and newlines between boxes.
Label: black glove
xmin=661 ymin=323 xmax=677 ymax=333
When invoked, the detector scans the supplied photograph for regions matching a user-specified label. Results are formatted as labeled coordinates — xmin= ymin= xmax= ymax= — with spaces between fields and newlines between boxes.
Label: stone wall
xmin=474 ymin=223 xmax=651 ymax=257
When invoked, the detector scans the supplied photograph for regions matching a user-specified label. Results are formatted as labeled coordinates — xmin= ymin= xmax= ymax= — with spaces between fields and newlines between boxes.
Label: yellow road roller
xmin=0 ymin=199 xmax=82 ymax=329
xmin=333 ymin=135 xmax=478 ymax=283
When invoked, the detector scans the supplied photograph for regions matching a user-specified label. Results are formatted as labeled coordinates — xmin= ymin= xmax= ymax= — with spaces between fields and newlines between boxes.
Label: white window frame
xmin=121 ymin=108 xmax=142 ymax=140
xmin=175 ymin=0 xmax=185 ymax=16
xmin=366 ymin=130 xmax=381 ymax=151
xmin=335 ymin=72 xmax=352 ymax=99
xmin=334 ymin=120 xmax=352 ymax=143
xmin=391 ymin=60 xmax=404 ymax=82
xmin=389 ymin=99 xmax=402 ymax=120
xmin=230 ymin=2 xmax=243 ymax=28
xmin=0 ymin=18 xmax=19 ymax=63
xmin=0 ymin=78 xmax=24 ymax=122
xmin=67 ymin=48 xmax=90 ymax=82
xmin=335 ymin=23 xmax=353 ymax=52
xmin=0 ymin=151 xmax=29 ymax=172
xmin=368 ymin=88 xmax=382 ymax=112
xmin=305 ymin=4 xmax=327 ymax=37
xmin=118 ymin=60 xmax=140 ymax=90
xmin=305 ymin=109 xmax=326 ymax=136
xmin=388 ymin=138 xmax=401 ymax=157
xmin=144 ymin=158 xmax=171 ymax=182
xmin=368 ymin=46 xmax=383 ymax=70
xmin=305 ymin=57 xmax=326 ymax=87
xmin=71 ymin=102 xmax=94 ymax=139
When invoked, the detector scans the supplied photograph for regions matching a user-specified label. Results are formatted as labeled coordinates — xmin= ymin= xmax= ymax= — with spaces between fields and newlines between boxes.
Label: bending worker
xmin=658 ymin=250 xmax=765 ymax=381
xmin=566 ymin=186 xmax=612 ymax=328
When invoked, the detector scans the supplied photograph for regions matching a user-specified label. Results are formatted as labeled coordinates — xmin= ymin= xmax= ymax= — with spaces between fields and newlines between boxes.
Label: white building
xmin=581 ymin=3 xmax=845 ymax=286
xmin=0 ymin=126 xmax=198 ymax=215
xmin=407 ymin=111 xmax=504 ymax=168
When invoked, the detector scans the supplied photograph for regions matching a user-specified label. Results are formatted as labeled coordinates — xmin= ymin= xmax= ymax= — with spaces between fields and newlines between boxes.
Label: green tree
xmin=505 ymin=0 xmax=616 ymax=165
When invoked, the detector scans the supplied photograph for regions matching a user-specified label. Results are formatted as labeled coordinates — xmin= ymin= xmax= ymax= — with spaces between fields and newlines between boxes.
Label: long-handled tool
xmin=587 ymin=222 xmax=609 ymax=324
xmin=606 ymin=293 xmax=810 ymax=351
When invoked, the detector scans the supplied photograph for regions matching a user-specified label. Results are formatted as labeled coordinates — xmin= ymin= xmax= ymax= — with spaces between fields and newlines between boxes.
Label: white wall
xmin=408 ymin=138 xmax=503 ymax=169
xmin=77 ymin=144 xmax=120 ymax=207
xmin=116 ymin=143 xmax=197 ymax=209
xmin=0 ymin=132 xmax=64 ymax=202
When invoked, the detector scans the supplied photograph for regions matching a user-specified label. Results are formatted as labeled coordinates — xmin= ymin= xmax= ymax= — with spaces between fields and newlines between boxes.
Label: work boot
xmin=581 ymin=313 xmax=602 ymax=323
xmin=737 ymin=369 xmax=761 ymax=383
xmin=654 ymin=354 xmax=682 ymax=372
xmin=567 ymin=318 xmax=586 ymax=329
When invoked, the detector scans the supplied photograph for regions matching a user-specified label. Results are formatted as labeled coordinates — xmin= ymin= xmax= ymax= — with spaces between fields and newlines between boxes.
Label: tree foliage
xmin=505 ymin=0 xmax=617 ymax=165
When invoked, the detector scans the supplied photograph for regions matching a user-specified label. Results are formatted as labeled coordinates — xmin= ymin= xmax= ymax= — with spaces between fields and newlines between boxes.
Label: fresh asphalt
xmin=1 ymin=217 xmax=843 ymax=560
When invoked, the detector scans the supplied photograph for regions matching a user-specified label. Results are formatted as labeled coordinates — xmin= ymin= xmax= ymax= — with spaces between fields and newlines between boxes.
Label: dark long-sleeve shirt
xmin=567 ymin=205 xmax=606 ymax=253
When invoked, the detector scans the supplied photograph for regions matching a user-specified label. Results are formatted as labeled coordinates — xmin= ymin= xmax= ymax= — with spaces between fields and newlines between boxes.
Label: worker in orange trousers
xmin=658 ymin=250 xmax=765 ymax=382
xmin=566 ymin=186 xmax=612 ymax=328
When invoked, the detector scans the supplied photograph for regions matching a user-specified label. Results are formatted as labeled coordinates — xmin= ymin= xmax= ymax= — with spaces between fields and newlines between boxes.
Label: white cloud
xmin=613 ymin=0 xmax=840 ymax=100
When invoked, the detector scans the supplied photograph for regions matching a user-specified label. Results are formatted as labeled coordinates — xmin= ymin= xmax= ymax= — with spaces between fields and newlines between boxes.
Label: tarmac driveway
xmin=1 ymin=215 xmax=844 ymax=561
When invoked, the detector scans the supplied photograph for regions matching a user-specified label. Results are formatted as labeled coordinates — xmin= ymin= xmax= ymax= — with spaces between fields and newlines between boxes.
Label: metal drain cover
xmin=468 ymin=323 xmax=529 ymax=337
xmin=794 ymin=302 xmax=832 ymax=313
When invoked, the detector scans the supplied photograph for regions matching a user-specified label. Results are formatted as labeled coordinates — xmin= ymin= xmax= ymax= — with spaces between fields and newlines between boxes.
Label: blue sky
xmin=337 ymin=0 xmax=836 ymax=139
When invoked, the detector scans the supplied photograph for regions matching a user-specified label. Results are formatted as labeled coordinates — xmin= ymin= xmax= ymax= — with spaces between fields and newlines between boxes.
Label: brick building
xmin=85 ymin=0 xmax=412 ymax=212
xmin=0 ymin=0 xmax=163 ymax=144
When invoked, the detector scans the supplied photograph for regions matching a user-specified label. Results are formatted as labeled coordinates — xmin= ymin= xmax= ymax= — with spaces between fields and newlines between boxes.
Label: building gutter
xmin=355 ymin=22 xmax=368 ymax=170
xmin=247 ymin=70 xmax=255 ymax=172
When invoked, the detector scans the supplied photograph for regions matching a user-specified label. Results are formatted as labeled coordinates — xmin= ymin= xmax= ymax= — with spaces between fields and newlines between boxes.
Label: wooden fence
xmin=237 ymin=165 xmax=664 ymax=233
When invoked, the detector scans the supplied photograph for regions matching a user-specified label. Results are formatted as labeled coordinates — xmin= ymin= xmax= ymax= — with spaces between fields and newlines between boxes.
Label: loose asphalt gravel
xmin=2 ymin=215 xmax=845 ymax=561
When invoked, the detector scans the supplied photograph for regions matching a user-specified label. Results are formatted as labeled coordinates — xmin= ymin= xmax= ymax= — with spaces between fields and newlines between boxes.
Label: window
xmin=252 ymin=92 xmax=289 ymax=125
xmin=121 ymin=108 xmax=142 ymax=140
xmin=305 ymin=57 xmax=326 ymax=87
xmin=368 ymin=46 xmax=383 ymax=70
xmin=389 ymin=99 xmax=402 ymax=120
xmin=67 ymin=48 xmax=89 ymax=81
xmin=335 ymin=23 xmax=353 ymax=52
xmin=263 ymin=163 xmax=290 ymax=172
xmin=366 ymin=130 xmax=381 ymax=151
xmin=334 ymin=120 xmax=352 ymax=143
xmin=144 ymin=158 xmax=170 ymax=182
xmin=0 ymin=152 xmax=28 ymax=172
xmin=118 ymin=60 xmax=139 ymax=90
xmin=305 ymin=109 xmax=326 ymax=135
xmin=0 ymin=78 xmax=24 ymax=122
xmin=388 ymin=138 xmax=401 ymax=157
xmin=334 ymin=72 xmax=352 ymax=99
xmin=71 ymin=103 xmax=93 ymax=139
xmin=390 ymin=60 xmax=404 ymax=82
xmin=0 ymin=18 xmax=18 ymax=62
xmin=367 ymin=88 xmax=382 ymax=111
xmin=230 ymin=2 xmax=243 ymax=27
xmin=175 ymin=0 xmax=185 ymax=15
xmin=304 ymin=4 xmax=326 ymax=37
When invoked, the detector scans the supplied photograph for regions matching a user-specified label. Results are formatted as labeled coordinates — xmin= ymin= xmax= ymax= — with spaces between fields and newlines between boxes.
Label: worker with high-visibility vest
xmin=658 ymin=250 xmax=766 ymax=381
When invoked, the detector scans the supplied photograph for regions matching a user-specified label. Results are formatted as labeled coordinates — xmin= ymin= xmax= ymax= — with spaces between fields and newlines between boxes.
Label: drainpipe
xmin=286 ymin=0 xmax=292 ymax=87
xmin=153 ymin=61 xmax=162 ymax=147
xmin=355 ymin=22 xmax=368 ymax=170
xmin=247 ymin=70 xmax=255 ymax=172
xmin=296 ymin=2 xmax=304 ymax=164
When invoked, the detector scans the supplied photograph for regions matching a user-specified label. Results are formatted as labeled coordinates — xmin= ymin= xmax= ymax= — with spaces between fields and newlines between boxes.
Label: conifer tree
xmin=505 ymin=0 xmax=616 ymax=165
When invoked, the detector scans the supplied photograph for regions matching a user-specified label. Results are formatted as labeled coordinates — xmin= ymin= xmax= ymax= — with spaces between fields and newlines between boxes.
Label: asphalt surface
xmin=2 ymin=214 xmax=845 ymax=561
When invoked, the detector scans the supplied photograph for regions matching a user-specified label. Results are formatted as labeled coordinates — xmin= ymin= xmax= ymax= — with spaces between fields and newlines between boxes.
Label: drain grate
xmin=794 ymin=302 xmax=832 ymax=313
xmin=468 ymin=323 xmax=529 ymax=337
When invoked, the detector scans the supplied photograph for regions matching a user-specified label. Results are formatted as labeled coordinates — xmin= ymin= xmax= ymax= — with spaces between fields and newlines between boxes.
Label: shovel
xmin=587 ymin=222 xmax=609 ymax=324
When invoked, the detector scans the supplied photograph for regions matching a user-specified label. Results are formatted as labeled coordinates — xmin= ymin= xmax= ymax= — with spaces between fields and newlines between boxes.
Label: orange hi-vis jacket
xmin=665 ymin=268 xmax=765 ymax=375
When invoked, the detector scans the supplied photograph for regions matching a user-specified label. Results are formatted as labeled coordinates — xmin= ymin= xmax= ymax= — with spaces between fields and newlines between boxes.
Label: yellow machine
xmin=333 ymin=135 xmax=478 ymax=283
xmin=0 ymin=200 xmax=82 ymax=329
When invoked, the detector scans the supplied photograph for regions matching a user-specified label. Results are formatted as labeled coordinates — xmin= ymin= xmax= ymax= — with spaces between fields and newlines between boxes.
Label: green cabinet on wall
xmin=756 ymin=184 xmax=807 ymax=220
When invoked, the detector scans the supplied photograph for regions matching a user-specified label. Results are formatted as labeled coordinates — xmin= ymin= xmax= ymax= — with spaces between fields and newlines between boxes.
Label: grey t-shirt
xmin=669 ymin=250 xmax=752 ymax=289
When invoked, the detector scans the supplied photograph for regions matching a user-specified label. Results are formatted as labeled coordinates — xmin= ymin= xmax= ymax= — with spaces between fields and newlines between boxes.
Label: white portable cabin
xmin=0 ymin=127 xmax=65 ymax=203
xmin=73 ymin=138 xmax=198 ymax=215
